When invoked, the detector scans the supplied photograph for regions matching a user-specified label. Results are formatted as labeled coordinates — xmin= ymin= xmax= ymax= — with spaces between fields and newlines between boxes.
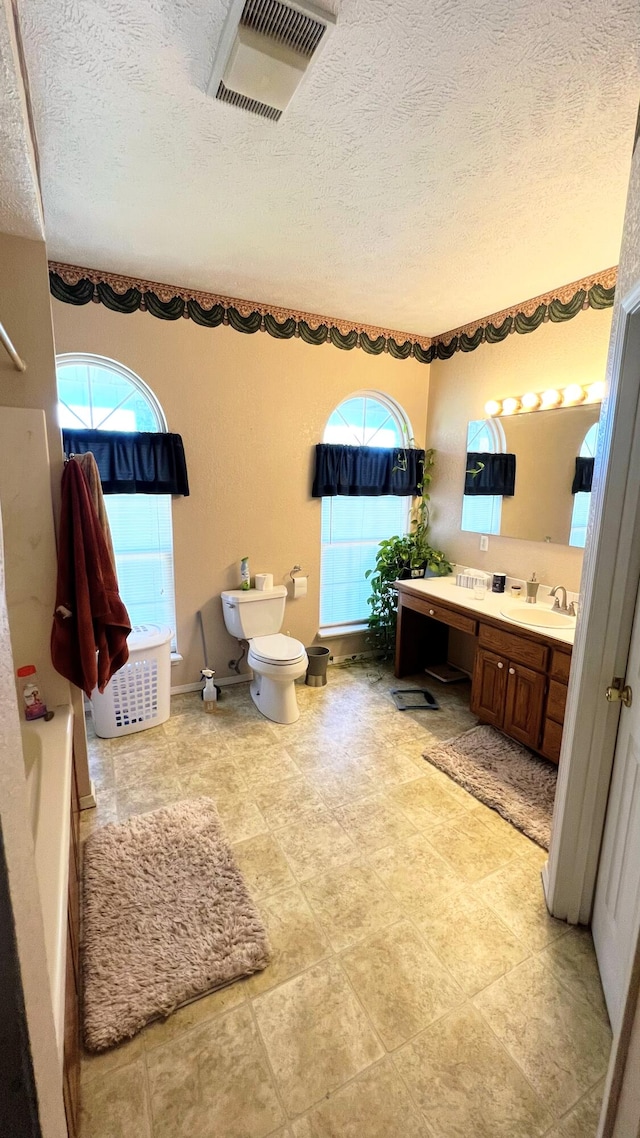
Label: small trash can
xmin=305 ymin=645 xmax=330 ymax=687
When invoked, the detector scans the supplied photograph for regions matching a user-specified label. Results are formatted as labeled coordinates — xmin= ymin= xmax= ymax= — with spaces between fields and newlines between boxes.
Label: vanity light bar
xmin=484 ymin=380 xmax=605 ymax=417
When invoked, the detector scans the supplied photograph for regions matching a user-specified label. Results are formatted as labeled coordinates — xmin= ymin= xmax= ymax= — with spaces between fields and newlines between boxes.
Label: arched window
xmin=320 ymin=392 xmax=412 ymax=629
xmin=56 ymin=354 xmax=177 ymax=640
xmin=569 ymin=422 xmax=599 ymax=548
xmin=461 ymin=417 xmax=506 ymax=535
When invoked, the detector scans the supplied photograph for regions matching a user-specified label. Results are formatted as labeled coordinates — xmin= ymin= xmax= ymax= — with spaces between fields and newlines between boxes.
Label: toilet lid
xmin=250 ymin=633 xmax=306 ymax=664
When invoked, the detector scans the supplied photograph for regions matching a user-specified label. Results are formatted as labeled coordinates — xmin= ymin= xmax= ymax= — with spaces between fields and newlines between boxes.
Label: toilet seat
xmin=249 ymin=633 xmax=306 ymax=666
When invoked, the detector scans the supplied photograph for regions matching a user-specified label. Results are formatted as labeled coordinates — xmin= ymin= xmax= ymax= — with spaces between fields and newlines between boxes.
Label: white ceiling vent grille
xmin=241 ymin=0 xmax=327 ymax=57
xmin=208 ymin=0 xmax=335 ymax=121
xmin=215 ymin=80 xmax=283 ymax=121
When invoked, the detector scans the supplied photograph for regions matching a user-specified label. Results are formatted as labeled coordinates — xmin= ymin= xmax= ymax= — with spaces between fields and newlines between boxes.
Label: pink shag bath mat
xmin=82 ymin=797 xmax=270 ymax=1051
xmin=423 ymin=725 xmax=557 ymax=849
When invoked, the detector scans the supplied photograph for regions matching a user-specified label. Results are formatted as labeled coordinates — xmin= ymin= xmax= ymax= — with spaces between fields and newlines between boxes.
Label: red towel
xmin=52 ymin=460 xmax=131 ymax=698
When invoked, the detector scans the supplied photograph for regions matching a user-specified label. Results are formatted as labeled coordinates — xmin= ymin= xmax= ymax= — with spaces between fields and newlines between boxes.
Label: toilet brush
xmin=198 ymin=610 xmax=221 ymax=710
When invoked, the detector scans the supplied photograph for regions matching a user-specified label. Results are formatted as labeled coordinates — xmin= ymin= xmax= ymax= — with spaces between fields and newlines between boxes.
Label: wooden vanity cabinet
xmin=469 ymin=648 xmax=507 ymax=728
xmin=471 ymin=647 xmax=546 ymax=749
xmin=471 ymin=626 xmax=571 ymax=760
xmin=395 ymin=582 xmax=572 ymax=763
xmin=504 ymin=662 xmax=547 ymax=748
xmin=539 ymin=649 xmax=572 ymax=763
xmin=471 ymin=624 xmax=550 ymax=750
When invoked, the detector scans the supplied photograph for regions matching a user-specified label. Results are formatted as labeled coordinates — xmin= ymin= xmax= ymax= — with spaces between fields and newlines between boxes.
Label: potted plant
xmin=365 ymin=449 xmax=452 ymax=657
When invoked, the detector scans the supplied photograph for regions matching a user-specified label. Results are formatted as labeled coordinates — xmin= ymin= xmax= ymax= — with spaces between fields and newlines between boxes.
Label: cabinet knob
xmin=429 ymin=609 xmax=435 ymax=616
xmin=497 ymin=662 xmax=504 ymax=669
xmin=509 ymin=667 xmax=516 ymax=675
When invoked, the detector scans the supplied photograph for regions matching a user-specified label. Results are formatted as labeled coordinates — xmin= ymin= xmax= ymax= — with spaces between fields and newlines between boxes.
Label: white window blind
xmin=321 ymin=495 xmax=408 ymax=626
xmin=461 ymin=418 xmax=505 ymax=536
xmin=56 ymin=354 xmax=178 ymax=646
xmin=319 ymin=392 xmax=411 ymax=629
xmin=104 ymin=495 xmax=176 ymax=632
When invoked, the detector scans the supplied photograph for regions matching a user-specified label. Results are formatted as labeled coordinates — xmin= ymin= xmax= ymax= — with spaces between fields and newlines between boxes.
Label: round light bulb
xmin=586 ymin=380 xmax=605 ymax=403
xmin=521 ymin=392 xmax=541 ymax=411
xmin=562 ymin=384 xmax=585 ymax=406
xmin=502 ymin=397 xmax=521 ymax=415
xmin=484 ymin=400 xmax=502 ymax=417
xmin=541 ymin=388 xmax=561 ymax=408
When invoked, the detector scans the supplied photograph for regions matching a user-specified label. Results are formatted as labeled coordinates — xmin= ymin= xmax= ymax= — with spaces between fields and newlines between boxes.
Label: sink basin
xmin=500 ymin=602 xmax=576 ymax=630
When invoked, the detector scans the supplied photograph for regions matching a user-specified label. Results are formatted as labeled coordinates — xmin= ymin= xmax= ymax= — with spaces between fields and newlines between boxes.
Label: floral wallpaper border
xmin=431 ymin=267 xmax=617 ymax=359
xmin=48 ymin=262 xmax=433 ymax=363
xmin=49 ymin=261 xmax=617 ymax=365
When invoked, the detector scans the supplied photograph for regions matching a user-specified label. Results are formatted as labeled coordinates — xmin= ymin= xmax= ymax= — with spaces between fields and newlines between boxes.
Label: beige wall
xmin=0 ymin=408 xmax=68 ymax=707
xmin=52 ymin=300 xmax=430 ymax=684
xmin=0 ymin=233 xmax=92 ymax=801
xmin=0 ymin=235 xmax=63 ymax=494
xmin=0 ymin=235 xmax=69 ymax=705
xmin=426 ymin=306 xmax=613 ymax=592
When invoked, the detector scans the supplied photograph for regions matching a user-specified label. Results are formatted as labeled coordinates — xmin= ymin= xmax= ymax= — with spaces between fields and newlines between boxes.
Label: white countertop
xmin=397 ymin=576 xmax=576 ymax=647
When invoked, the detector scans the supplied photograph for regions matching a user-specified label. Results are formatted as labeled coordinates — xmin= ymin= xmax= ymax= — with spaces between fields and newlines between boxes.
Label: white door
xmin=592 ymin=584 xmax=640 ymax=1033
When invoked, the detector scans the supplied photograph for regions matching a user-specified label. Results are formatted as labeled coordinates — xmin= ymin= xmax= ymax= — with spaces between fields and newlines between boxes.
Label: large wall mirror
xmin=461 ymin=403 xmax=600 ymax=547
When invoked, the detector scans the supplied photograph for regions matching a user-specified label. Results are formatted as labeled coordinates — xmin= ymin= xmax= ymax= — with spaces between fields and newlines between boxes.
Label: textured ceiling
xmin=0 ymin=0 xmax=43 ymax=240
xmin=16 ymin=0 xmax=640 ymax=333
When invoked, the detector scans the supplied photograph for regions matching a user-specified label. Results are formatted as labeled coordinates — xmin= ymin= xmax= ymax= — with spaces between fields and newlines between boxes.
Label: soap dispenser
xmin=526 ymin=572 xmax=539 ymax=605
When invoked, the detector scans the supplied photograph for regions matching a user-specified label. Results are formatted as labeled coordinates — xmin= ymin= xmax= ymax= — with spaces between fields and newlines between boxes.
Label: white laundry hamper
xmin=91 ymin=624 xmax=172 ymax=739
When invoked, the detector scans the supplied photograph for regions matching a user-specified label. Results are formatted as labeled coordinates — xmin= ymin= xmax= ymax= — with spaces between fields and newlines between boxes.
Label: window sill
xmin=319 ymin=623 xmax=368 ymax=639
xmin=171 ymin=653 xmax=183 ymax=665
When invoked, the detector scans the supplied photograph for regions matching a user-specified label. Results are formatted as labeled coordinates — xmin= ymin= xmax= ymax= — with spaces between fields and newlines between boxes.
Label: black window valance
xmin=464 ymin=452 xmax=516 ymax=497
xmin=572 ymin=456 xmax=594 ymax=494
xmin=312 ymin=445 xmax=425 ymax=497
xmin=62 ymin=429 xmax=190 ymax=496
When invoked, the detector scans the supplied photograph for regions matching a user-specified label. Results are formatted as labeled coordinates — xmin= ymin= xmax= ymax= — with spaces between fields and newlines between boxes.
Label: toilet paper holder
xmin=289 ymin=565 xmax=308 ymax=599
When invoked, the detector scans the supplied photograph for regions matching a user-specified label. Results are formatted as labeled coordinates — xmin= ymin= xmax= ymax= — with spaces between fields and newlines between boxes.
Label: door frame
xmin=544 ymin=281 xmax=640 ymax=925
xmin=543 ymin=280 xmax=640 ymax=1134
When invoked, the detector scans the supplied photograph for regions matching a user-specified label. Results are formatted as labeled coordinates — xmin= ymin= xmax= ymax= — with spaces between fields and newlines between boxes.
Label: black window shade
xmin=62 ymin=429 xmax=189 ymax=496
xmin=572 ymin=456 xmax=594 ymax=494
xmin=464 ymin=452 xmax=516 ymax=497
xmin=312 ymin=444 xmax=425 ymax=497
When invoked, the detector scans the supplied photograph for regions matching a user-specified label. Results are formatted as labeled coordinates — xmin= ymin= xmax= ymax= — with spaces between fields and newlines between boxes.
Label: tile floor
xmin=79 ymin=663 xmax=612 ymax=1138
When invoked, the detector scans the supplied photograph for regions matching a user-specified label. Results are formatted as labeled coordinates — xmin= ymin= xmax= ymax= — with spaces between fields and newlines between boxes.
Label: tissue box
xmin=456 ymin=569 xmax=487 ymax=590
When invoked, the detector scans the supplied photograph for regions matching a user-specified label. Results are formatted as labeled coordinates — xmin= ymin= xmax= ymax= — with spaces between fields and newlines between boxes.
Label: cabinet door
xmin=540 ymin=719 xmax=563 ymax=764
xmin=545 ymin=679 xmax=568 ymax=725
xmin=504 ymin=662 xmax=546 ymax=749
xmin=470 ymin=648 xmax=508 ymax=727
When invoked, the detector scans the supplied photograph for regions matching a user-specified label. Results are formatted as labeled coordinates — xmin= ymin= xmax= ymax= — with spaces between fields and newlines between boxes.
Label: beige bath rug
xmin=423 ymin=725 xmax=557 ymax=849
xmin=82 ymin=797 xmax=270 ymax=1052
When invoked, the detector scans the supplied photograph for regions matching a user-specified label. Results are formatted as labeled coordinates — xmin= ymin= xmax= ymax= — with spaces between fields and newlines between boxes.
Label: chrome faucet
xmin=550 ymin=585 xmax=569 ymax=614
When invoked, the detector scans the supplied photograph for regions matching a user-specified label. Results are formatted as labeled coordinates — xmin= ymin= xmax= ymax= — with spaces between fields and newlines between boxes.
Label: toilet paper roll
xmin=255 ymin=573 xmax=273 ymax=591
xmin=293 ymin=575 xmax=308 ymax=599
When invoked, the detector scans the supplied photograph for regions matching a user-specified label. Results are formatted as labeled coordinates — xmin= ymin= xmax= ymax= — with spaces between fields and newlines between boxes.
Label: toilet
xmin=221 ymin=586 xmax=308 ymax=724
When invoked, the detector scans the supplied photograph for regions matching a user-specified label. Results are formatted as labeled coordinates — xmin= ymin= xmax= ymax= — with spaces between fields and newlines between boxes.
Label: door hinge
xmin=605 ymin=677 xmax=633 ymax=708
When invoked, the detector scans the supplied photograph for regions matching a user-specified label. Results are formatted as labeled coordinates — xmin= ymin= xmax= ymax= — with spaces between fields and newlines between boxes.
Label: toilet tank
xmin=221 ymin=586 xmax=288 ymax=639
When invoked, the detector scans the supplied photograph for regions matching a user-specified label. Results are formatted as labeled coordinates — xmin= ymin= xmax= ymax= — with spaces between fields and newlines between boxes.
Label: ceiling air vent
xmin=208 ymin=0 xmax=336 ymax=121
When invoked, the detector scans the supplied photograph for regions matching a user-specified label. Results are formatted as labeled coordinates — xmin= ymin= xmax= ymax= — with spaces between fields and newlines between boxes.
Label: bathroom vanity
xmin=395 ymin=578 xmax=574 ymax=763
